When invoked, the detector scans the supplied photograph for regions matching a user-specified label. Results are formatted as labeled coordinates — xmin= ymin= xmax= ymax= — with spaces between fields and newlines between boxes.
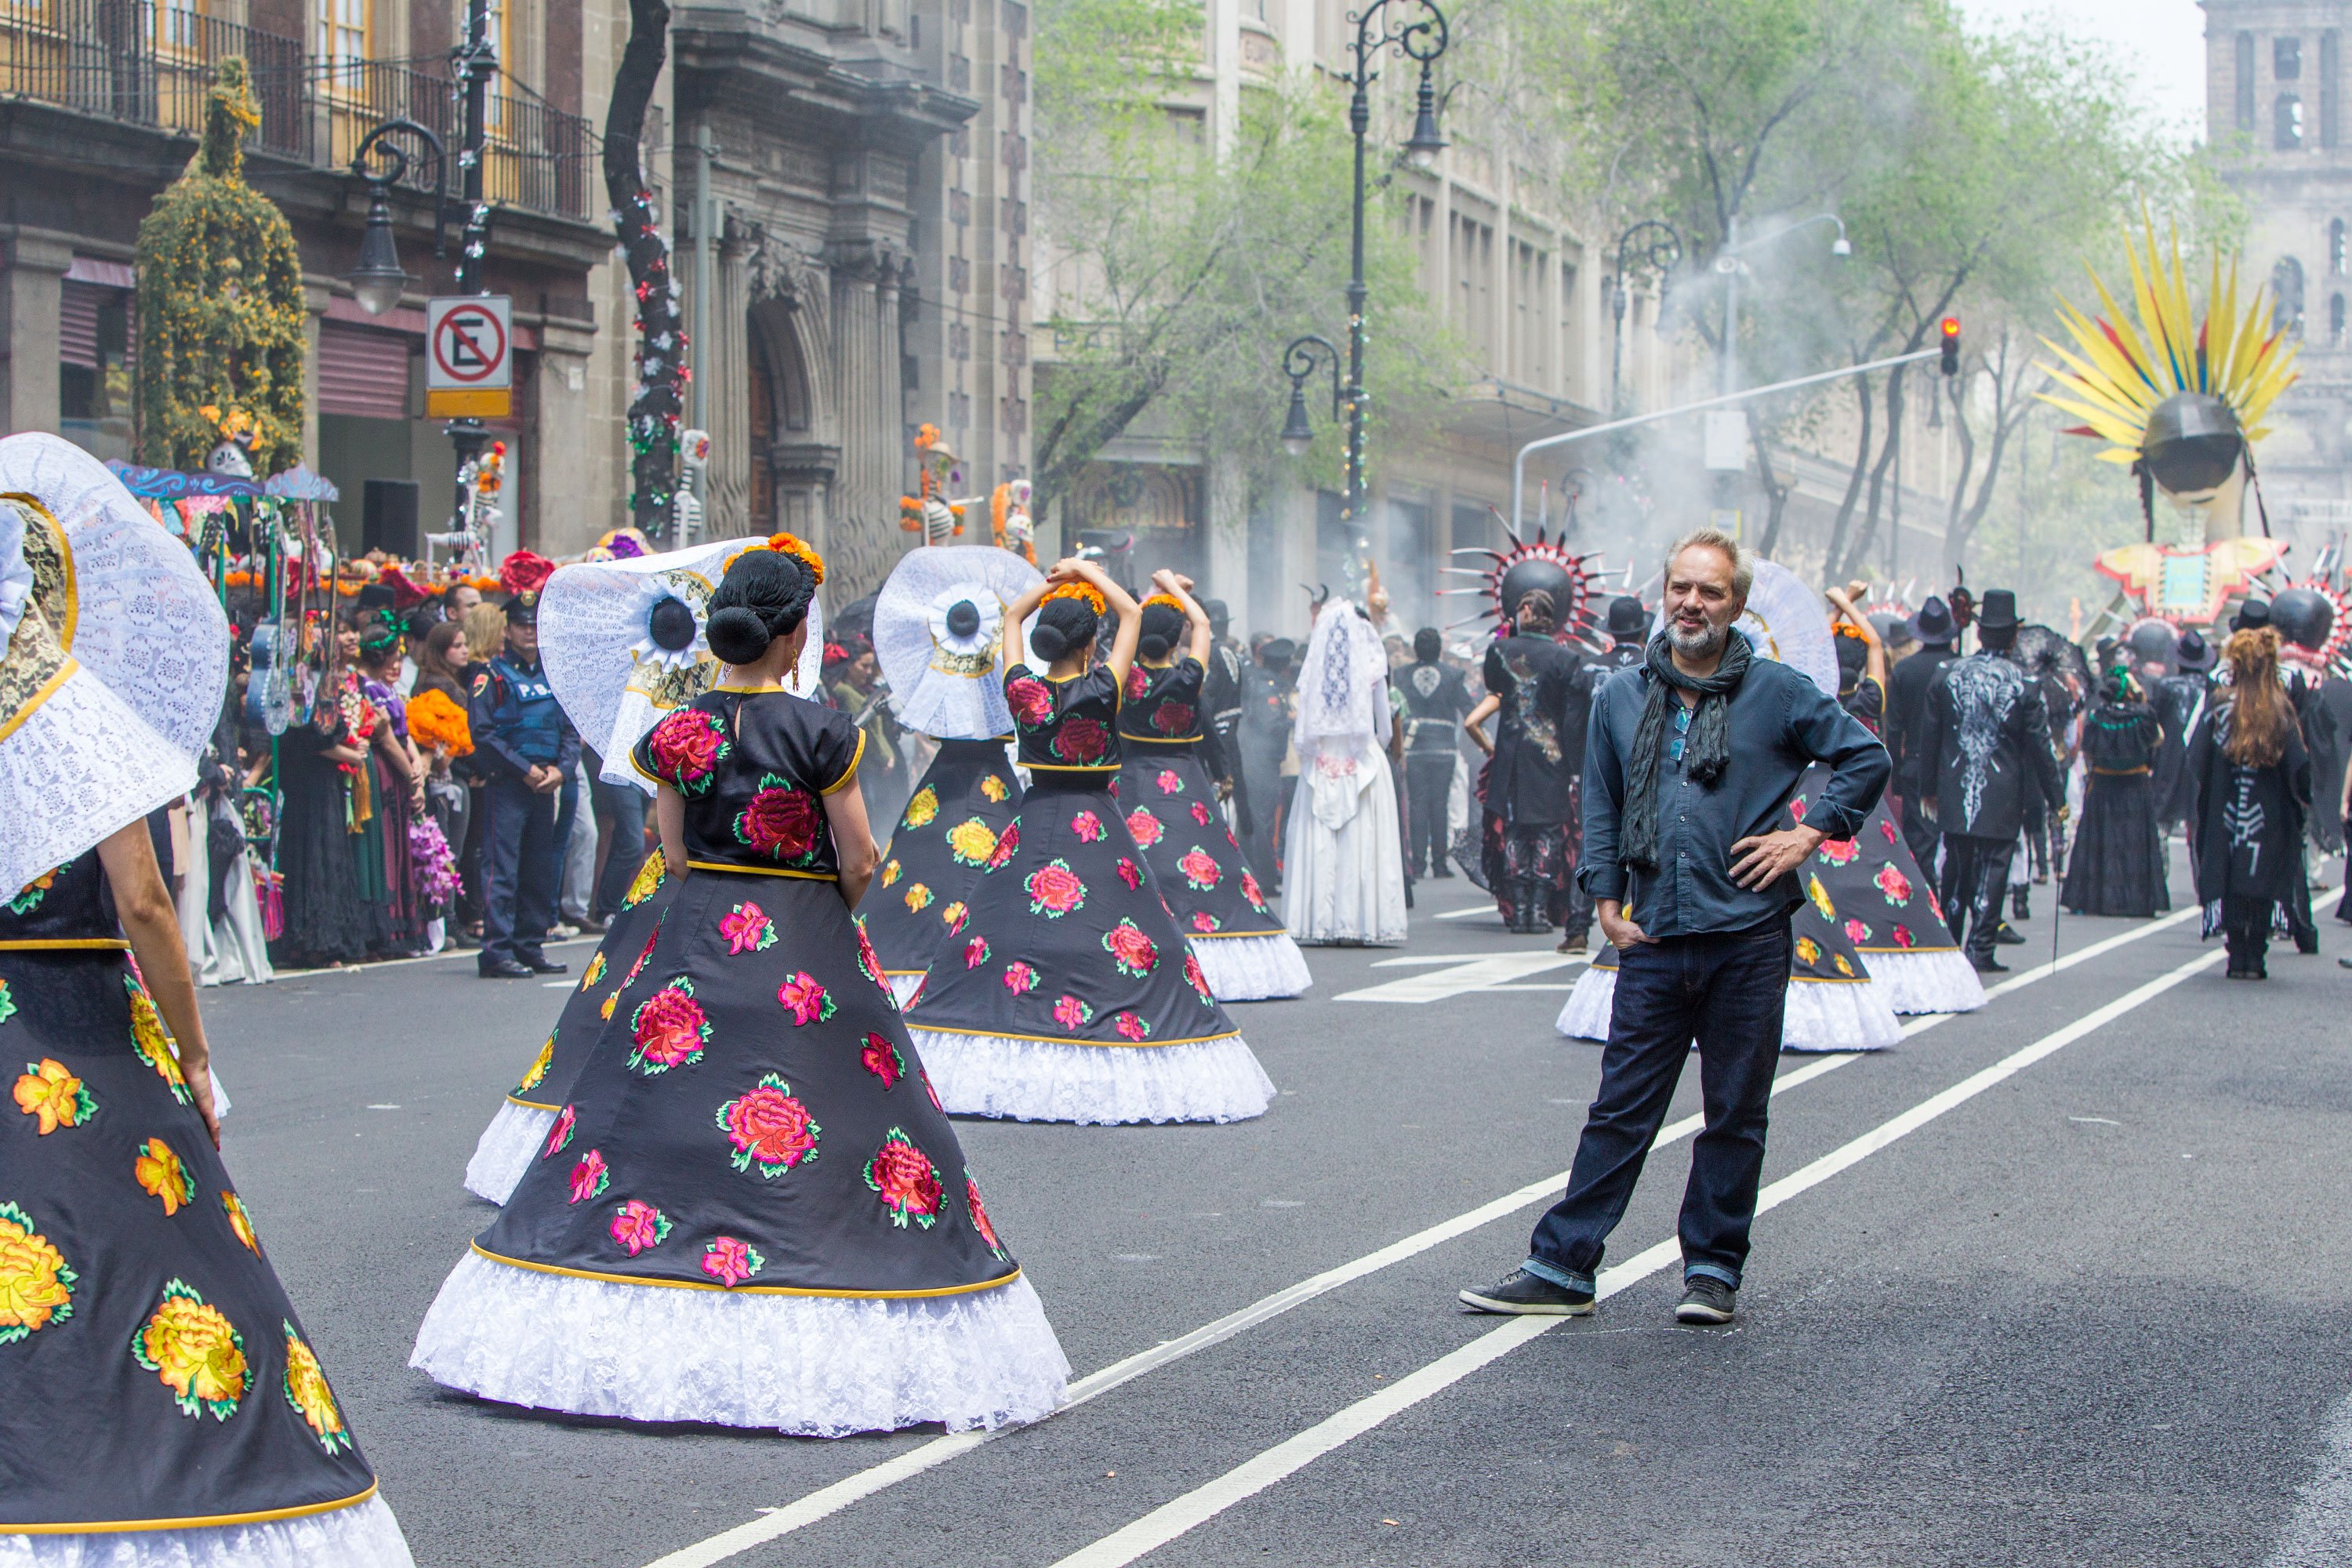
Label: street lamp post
xmin=1607 ymin=219 xmax=1682 ymax=412
xmin=1272 ymin=0 xmax=1447 ymax=596
xmin=1711 ymin=211 xmax=1849 ymax=397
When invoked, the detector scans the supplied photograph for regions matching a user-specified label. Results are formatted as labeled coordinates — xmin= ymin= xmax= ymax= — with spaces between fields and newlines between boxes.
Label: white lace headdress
xmin=1293 ymin=601 xmax=1392 ymax=753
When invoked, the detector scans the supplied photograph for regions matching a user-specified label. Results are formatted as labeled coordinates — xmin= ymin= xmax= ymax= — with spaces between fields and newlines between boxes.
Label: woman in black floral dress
xmin=412 ymin=542 xmax=1068 ymax=1435
xmin=1113 ymin=572 xmax=1309 ymax=1000
xmin=904 ymin=560 xmax=1276 ymax=1123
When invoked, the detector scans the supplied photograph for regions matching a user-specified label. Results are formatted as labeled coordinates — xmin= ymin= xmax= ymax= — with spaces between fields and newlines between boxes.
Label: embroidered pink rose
xmin=630 ymin=982 xmax=710 ymax=1074
xmin=609 ymin=1199 xmax=672 ymax=1257
xmin=718 ymin=1075 xmax=819 ymax=1176
xmin=1191 ymin=911 xmax=1220 ymax=934
xmin=568 ymin=1148 xmax=609 ymax=1203
xmin=1178 ymin=848 xmax=1221 ymax=890
xmin=964 ymin=935 xmax=992 ymax=969
xmin=1241 ymin=869 xmax=1268 ymax=909
xmin=1880 ymin=818 xmax=1900 ymax=844
xmin=1843 ymin=917 xmax=1871 ymax=944
xmin=1056 ymin=716 xmax=1109 ymax=764
xmin=986 ymin=823 xmax=1022 ymax=869
xmin=1113 ymin=1011 xmax=1150 ymax=1041
xmin=648 ymin=710 xmax=728 ymax=790
xmin=720 ymin=901 xmax=775 ymax=954
xmin=1788 ymin=796 xmax=1809 ymax=822
xmin=1126 ymin=808 xmax=1163 ymax=848
xmin=1152 ymin=702 xmax=1196 ymax=735
xmin=1874 ymin=862 xmax=1912 ymax=906
xmin=1052 ymin=994 xmax=1092 ymax=1029
xmin=1156 ymin=768 xmax=1184 ymax=795
xmin=1926 ymin=888 xmax=1945 ymax=921
xmin=1125 ymin=666 xmax=1150 ymax=699
xmin=864 ymin=1130 xmax=944 ymax=1229
xmin=1003 ymin=960 xmax=1038 ymax=995
xmin=736 ymin=782 xmax=821 ymax=861
xmin=1071 ymin=809 xmax=1105 ymax=842
xmin=855 ymin=921 xmax=892 ymax=993
xmin=1817 ymin=837 xmax=1859 ymax=866
xmin=1893 ymin=923 xmax=1916 ymax=949
xmin=702 ymin=1236 xmax=765 ymax=1288
xmin=1006 ymin=676 xmax=1054 ymax=726
xmin=1184 ymin=949 xmax=1213 ymax=1002
xmin=777 ymin=971 xmax=837 ymax=1025
xmin=862 ymin=1033 xmax=906 ymax=1090
xmin=543 ymin=1104 xmax=577 ymax=1159
xmin=966 ymin=1174 xmax=1006 ymax=1258
xmin=1103 ymin=919 xmax=1158 ymax=977
xmin=1025 ymin=859 xmax=1086 ymax=917
xmin=1190 ymin=801 xmax=1213 ymax=826
xmin=1117 ymin=857 xmax=1143 ymax=891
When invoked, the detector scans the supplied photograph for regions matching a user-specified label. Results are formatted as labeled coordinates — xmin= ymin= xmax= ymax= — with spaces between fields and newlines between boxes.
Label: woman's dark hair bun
xmin=707 ymin=549 xmax=813 ymax=665
xmin=1137 ymin=602 xmax=1185 ymax=662
xmin=1031 ymin=596 xmax=1099 ymax=663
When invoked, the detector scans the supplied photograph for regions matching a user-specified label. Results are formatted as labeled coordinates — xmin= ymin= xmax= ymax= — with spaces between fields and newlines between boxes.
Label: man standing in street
xmin=1887 ymin=595 xmax=1958 ymax=871
xmin=1201 ymin=599 xmax=1252 ymax=836
xmin=1459 ymin=530 xmax=1888 ymax=1326
xmin=1919 ymin=589 xmax=2064 ymax=973
xmin=1398 ymin=627 xmax=1472 ymax=879
xmin=469 ymin=589 xmax=575 ymax=978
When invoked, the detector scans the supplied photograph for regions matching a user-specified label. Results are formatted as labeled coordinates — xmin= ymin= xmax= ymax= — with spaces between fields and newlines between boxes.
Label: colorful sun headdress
xmin=1438 ymin=518 xmax=1600 ymax=644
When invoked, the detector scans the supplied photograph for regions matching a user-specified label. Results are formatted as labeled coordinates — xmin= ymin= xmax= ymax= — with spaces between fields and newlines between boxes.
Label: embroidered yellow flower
xmin=517 ymin=1036 xmax=554 ymax=1093
xmin=133 ymin=1280 xmax=247 ymax=1420
xmin=0 ymin=1202 xmax=74 ymax=1344
xmin=903 ymin=786 xmax=939 ymax=828
xmin=1806 ymin=873 xmax=1836 ymax=921
xmin=601 ymin=993 xmax=619 ymax=1020
xmin=13 ymin=1058 xmax=94 ymax=1134
xmin=125 ymin=978 xmax=190 ymax=1105
xmin=1794 ymin=935 xmax=1822 ymax=967
xmin=980 ymin=774 xmax=1010 ymax=803
xmin=1833 ymin=953 xmax=1857 ymax=978
xmin=281 ymin=1323 xmax=354 ymax=1454
xmin=135 ymin=1138 xmax=193 ymax=1215
xmin=622 ymin=848 xmax=667 ymax=908
xmin=222 ymin=1191 xmax=261 ymax=1255
xmin=946 ymin=818 xmax=998 ymax=866
xmin=880 ymin=859 xmax=902 ymax=887
xmin=581 ymin=952 xmax=608 ymax=990
xmin=903 ymin=882 xmax=934 ymax=913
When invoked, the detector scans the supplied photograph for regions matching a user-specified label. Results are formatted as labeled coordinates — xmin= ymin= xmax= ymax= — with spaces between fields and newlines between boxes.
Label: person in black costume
xmin=2060 ymin=667 xmax=2169 ymax=916
xmin=270 ymin=670 xmax=375 ymax=969
xmin=2187 ymin=627 xmax=2311 ymax=978
xmin=1888 ymin=596 xmax=1959 ymax=870
xmin=1236 ymin=638 xmax=1294 ymax=888
xmin=1463 ymin=590 xmax=1585 ymax=941
xmin=2151 ymin=629 xmax=2212 ymax=837
xmin=1200 ymin=598 xmax=1251 ymax=838
xmin=1397 ymin=627 xmax=1472 ymax=879
xmin=1918 ymin=590 xmax=2065 ymax=971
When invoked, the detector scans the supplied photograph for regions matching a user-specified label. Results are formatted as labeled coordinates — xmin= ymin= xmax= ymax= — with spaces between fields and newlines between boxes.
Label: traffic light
xmin=1938 ymin=316 xmax=1962 ymax=376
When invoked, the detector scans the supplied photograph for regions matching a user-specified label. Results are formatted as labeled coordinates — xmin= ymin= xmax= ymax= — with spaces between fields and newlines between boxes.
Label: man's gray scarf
xmin=1621 ymin=630 xmax=1753 ymax=873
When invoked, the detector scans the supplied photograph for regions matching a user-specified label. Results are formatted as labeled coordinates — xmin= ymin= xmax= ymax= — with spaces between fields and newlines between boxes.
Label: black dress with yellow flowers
xmin=861 ymin=739 xmax=1025 ymax=1005
xmin=462 ymin=848 xmax=679 ymax=1203
xmin=903 ymin=663 xmax=1276 ymax=1123
xmin=410 ymin=687 xmax=1068 ymax=1436
xmin=0 ymin=853 xmax=412 ymax=1559
xmin=1112 ymin=658 xmax=1309 ymax=1000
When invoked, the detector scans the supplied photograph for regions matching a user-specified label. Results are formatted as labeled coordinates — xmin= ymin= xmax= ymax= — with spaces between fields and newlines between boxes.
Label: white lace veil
xmin=1293 ymin=602 xmax=1391 ymax=754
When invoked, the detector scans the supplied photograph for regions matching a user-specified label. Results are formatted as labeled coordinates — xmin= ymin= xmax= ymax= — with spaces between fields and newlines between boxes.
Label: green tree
xmin=135 ymin=57 xmax=307 ymax=474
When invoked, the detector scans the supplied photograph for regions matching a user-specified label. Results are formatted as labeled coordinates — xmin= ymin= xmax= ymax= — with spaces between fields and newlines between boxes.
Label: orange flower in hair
xmin=1044 ymin=580 xmax=1108 ymax=615
xmin=764 ymin=531 xmax=826 ymax=586
xmin=1141 ymin=593 xmax=1185 ymax=614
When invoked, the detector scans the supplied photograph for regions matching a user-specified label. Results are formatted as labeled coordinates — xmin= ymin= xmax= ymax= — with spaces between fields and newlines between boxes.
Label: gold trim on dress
xmin=685 ymin=860 xmax=838 ymax=881
xmin=909 ymin=1023 xmax=1243 ymax=1049
xmin=1023 ymin=762 xmax=1119 ymax=773
xmin=0 ymin=656 xmax=77 ymax=746
xmin=1184 ymin=927 xmax=1287 ymax=941
xmin=470 ymin=1241 xmax=1023 ymax=1299
xmin=505 ymin=1094 xmax=558 ymax=1112
xmin=1117 ymin=732 xmax=1204 ymax=745
xmin=822 ymin=729 xmax=866 ymax=795
xmin=0 ymin=935 xmax=127 ymax=950
xmin=1 ymin=1480 xmax=380 ymax=1536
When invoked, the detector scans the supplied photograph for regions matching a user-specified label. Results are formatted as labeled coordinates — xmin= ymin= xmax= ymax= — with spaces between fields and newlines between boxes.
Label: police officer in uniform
xmin=469 ymin=588 xmax=576 ymax=978
xmin=1398 ymin=627 xmax=1472 ymax=877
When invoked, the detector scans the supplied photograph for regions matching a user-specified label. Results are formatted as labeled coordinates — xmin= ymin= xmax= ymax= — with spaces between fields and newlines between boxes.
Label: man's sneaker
xmin=1674 ymin=1276 xmax=1737 ymax=1324
xmin=1458 ymin=1269 xmax=1594 ymax=1316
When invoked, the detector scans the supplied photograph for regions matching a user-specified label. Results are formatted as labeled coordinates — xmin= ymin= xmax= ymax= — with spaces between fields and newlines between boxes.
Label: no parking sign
xmin=426 ymin=295 xmax=512 ymax=419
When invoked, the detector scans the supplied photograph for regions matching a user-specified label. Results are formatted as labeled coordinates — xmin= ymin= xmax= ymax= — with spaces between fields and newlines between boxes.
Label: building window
xmin=2332 ymin=219 xmax=2346 ymax=274
xmin=2325 ymin=33 xmax=2342 ymax=147
xmin=2238 ymin=33 xmax=2258 ymax=132
xmin=2278 ymin=93 xmax=2306 ymax=150
xmin=2274 ymin=256 xmax=2307 ymax=336
xmin=2332 ymin=292 xmax=2346 ymax=347
xmin=2278 ymin=36 xmax=2303 ymax=78
xmin=317 ymin=0 xmax=368 ymax=70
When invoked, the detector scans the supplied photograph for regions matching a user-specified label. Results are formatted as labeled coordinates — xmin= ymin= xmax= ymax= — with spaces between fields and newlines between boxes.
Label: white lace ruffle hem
xmin=911 ymin=1028 xmax=1276 ymax=1123
xmin=1190 ymin=933 xmax=1312 ymax=1000
xmin=887 ymin=972 xmax=924 ymax=1007
xmin=0 ymin=1497 xmax=413 ymax=1568
xmin=408 ymin=1252 xmax=1069 ymax=1436
xmin=1553 ymin=968 xmax=1904 ymax=1052
xmin=1856 ymin=947 xmax=1986 ymax=1014
xmin=462 ymin=1099 xmax=557 ymax=1205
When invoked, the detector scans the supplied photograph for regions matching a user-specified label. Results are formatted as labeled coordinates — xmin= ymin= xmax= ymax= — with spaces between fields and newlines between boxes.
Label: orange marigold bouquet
xmin=407 ymin=688 xmax=474 ymax=758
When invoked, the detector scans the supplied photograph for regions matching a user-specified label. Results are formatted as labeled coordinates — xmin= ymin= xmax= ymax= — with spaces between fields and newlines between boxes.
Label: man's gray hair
xmin=1664 ymin=528 xmax=1755 ymax=601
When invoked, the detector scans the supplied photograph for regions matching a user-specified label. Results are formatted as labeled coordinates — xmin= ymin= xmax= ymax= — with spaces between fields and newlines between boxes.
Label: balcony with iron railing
xmin=0 ymin=0 xmax=596 ymax=223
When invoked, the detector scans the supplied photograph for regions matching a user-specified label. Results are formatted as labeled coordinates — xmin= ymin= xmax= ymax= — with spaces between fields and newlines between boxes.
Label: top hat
xmin=1973 ymin=590 xmax=2022 ymax=633
xmin=2230 ymin=597 xmax=2272 ymax=633
xmin=2174 ymin=628 xmax=2216 ymax=671
xmin=1203 ymin=597 xmax=1230 ymax=628
xmin=1907 ymin=596 xmax=1955 ymax=643
xmin=1604 ymin=595 xmax=1647 ymax=638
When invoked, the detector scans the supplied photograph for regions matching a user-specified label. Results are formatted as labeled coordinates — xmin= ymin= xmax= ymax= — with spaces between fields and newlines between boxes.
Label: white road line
xmin=637 ymin=902 xmax=2212 ymax=1568
xmin=1047 ymin=943 xmax=2229 ymax=1568
xmin=1434 ymin=905 xmax=1501 ymax=920
xmin=1337 ymin=952 xmax=1581 ymax=1002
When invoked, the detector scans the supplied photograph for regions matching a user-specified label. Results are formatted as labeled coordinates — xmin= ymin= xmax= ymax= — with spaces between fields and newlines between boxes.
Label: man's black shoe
xmin=524 ymin=956 xmax=568 ymax=976
xmin=1969 ymin=953 xmax=2009 ymax=973
xmin=1675 ymin=1276 xmax=1737 ymax=1324
xmin=478 ymin=959 xmax=534 ymax=979
xmin=1458 ymin=1269 xmax=1594 ymax=1316
xmin=1994 ymin=921 xmax=2027 ymax=945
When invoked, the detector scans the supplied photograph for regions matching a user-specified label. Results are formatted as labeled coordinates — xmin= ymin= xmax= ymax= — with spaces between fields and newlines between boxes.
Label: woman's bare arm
xmin=822 ymin=780 xmax=880 ymax=909
xmin=1464 ymin=691 xmax=1500 ymax=756
xmin=96 ymin=821 xmax=220 ymax=1147
xmin=655 ymin=786 xmax=688 ymax=882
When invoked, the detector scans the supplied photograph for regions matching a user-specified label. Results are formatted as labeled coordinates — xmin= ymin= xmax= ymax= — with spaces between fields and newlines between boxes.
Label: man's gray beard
xmin=1668 ymin=619 xmax=1729 ymax=659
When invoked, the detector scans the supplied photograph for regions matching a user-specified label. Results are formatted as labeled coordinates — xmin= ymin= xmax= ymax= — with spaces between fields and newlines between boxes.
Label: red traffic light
xmin=1937 ymin=315 xmax=1962 ymax=376
xmin=1940 ymin=315 xmax=1961 ymax=338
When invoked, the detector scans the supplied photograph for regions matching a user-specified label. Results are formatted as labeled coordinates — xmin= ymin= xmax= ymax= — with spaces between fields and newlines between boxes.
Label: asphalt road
xmin=195 ymin=855 xmax=2352 ymax=1568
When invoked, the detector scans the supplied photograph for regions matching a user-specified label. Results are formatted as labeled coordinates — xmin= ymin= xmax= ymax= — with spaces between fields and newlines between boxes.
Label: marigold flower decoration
xmin=1044 ymin=579 xmax=1108 ymax=615
xmin=1140 ymin=592 xmax=1185 ymax=615
xmin=763 ymin=531 xmax=827 ymax=586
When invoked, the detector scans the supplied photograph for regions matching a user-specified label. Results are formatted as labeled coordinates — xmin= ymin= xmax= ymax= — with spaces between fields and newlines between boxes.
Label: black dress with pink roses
xmin=863 ymin=739 xmax=1025 ymax=993
xmin=903 ymin=665 xmax=1272 ymax=1123
xmin=412 ymin=688 xmax=1062 ymax=1434
xmin=1113 ymin=658 xmax=1287 ymax=943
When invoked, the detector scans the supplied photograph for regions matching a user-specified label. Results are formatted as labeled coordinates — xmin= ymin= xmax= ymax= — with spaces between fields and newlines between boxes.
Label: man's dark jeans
xmin=1404 ymin=752 xmax=1454 ymax=876
xmin=1526 ymin=916 xmax=1792 ymax=1290
xmin=481 ymin=774 xmax=558 ymax=971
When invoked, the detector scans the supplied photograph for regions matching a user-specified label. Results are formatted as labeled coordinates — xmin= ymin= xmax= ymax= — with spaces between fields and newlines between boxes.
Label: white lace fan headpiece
xmin=540 ymin=537 xmax=824 ymax=790
xmin=873 ymin=544 xmax=1044 ymax=739
xmin=0 ymin=433 xmax=230 ymax=896
xmin=1651 ymin=557 xmax=1837 ymax=697
xmin=1293 ymin=601 xmax=1392 ymax=752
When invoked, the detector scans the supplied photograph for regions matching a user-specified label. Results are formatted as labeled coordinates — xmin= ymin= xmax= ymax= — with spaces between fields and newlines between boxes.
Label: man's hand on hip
xmin=1595 ymin=898 xmax=1651 ymax=949
xmin=1728 ymin=825 xmax=1825 ymax=890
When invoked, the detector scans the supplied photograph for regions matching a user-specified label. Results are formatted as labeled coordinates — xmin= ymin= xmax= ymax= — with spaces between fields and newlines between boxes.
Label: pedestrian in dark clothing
xmin=1397 ymin=626 xmax=1472 ymax=880
xmin=1236 ymin=638 xmax=1295 ymax=886
xmin=1918 ymin=590 xmax=2065 ymax=971
xmin=587 ymin=754 xmax=648 ymax=924
xmin=2060 ymin=669 xmax=2169 ymax=917
xmin=468 ymin=590 xmax=575 ymax=978
xmin=1886 ymin=596 xmax=1958 ymax=869
xmin=2151 ymin=630 xmax=2213 ymax=834
xmin=2188 ymin=627 xmax=2311 ymax=978
xmin=1201 ymin=599 xmax=1252 ymax=836
xmin=1464 ymin=591 xmax=1586 ymax=938
xmin=1460 ymin=531 xmax=1889 ymax=1327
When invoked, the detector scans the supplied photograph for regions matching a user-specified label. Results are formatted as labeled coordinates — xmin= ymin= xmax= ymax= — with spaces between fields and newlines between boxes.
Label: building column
xmin=0 ymin=230 xmax=74 ymax=437
xmin=533 ymin=316 xmax=599 ymax=554
xmin=300 ymin=278 xmax=333 ymax=470
xmin=706 ymin=241 xmax=752 ymax=538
